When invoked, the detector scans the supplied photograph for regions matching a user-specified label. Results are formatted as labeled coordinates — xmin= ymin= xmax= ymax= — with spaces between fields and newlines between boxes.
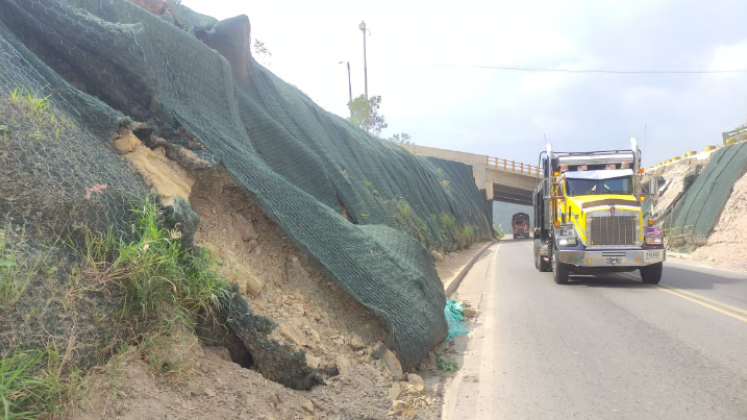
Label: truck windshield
xmin=566 ymin=176 xmax=632 ymax=196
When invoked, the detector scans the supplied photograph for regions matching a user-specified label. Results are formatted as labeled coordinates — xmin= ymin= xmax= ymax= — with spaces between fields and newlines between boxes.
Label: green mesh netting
xmin=665 ymin=142 xmax=747 ymax=246
xmin=0 ymin=0 xmax=492 ymax=369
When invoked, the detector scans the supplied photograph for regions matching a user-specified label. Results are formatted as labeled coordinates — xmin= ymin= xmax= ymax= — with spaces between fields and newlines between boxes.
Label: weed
xmin=0 ymin=224 xmax=42 ymax=311
xmin=73 ymin=199 xmax=229 ymax=327
xmin=360 ymin=213 xmax=368 ymax=220
xmin=0 ymin=350 xmax=66 ymax=419
xmin=0 ymin=124 xmax=8 ymax=143
xmin=441 ymin=179 xmax=451 ymax=195
xmin=397 ymin=202 xmax=412 ymax=220
xmin=439 ymin=213 xmax=456 ymax=230
xmin=362 ymin=180 xmax=373 ymax=189
xmin=435 ymin=351 xmax=458 ymax=373
xmin=462 ymin=224 xmax=475 ymax=243
xmin=6 ymin=87 xmax=66 ymax=140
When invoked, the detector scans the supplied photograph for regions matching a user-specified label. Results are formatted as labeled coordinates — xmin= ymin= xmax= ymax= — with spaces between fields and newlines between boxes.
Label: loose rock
xmin=382 ymin=349 xmax=403 ymax=378
xmin=335 ymin=355 xmax=351 ymax=373
xmin=389 ymin=382 xmax=401 ymax=400
xmin=232 ymin=213 xmax=259 ymax=241
xmin=462 ymin=307 xmax=478 ymax=318
xmin=389 ymin=400 xmax=415 ymax=418
xmin=300 ymin=399 xmax=314 ymax=413
xmin=349 ymin=333 xmax=366 ymax=350
xmin=406 ymin=373 xmax=424 ymax=392
xmin=305 ymin=352 xmax=321 ymax=369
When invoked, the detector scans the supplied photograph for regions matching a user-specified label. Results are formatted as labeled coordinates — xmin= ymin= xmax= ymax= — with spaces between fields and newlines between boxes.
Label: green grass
xmin=73 ymin=199 xmax=229 ymax=326
xmin=0 ymin=225 xmax=41 ymax=311
xmin=435 ymin=351 xmax=458 ymax=373
xmin=0 ymin=350 xmax=66 ymax=420
xmin=6 ymin=88 xmax=68 ymax=142
xmin=462 ymin=224 xmax=475 ymax=243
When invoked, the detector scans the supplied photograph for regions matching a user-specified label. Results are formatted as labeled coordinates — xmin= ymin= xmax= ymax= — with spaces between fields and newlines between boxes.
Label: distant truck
xmin=512 ymin=212 xmax=530 ymax=239
xmin=532 ymin=138 xmax=665 ymax=284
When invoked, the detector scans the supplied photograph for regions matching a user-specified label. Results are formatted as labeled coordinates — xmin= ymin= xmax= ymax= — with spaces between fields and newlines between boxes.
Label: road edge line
xmin=445 ymin=240 xmax=496 ymax=296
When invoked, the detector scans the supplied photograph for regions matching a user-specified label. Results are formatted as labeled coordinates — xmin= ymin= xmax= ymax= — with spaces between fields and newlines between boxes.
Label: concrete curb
xmin=444 ymin=240 xmax=496 ymax=296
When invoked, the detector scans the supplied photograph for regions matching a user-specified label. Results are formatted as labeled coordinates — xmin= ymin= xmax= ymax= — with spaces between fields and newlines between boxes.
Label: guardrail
xmin=647 ymin=145 xmax=726 ymax=171
xmin=485 ymin=156 xmax=540 ymax=177
xmin=723 ymin=124 xmax=747 ymax=144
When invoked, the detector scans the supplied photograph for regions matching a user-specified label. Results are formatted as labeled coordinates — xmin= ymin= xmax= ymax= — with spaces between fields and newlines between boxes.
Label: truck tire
xmin=552 ymin=250 xmax=569 ymax=284
xmin=640 ymin=262 xmax=663 ymax=284
xmin=538 ymin=251 xmax=550 ymax=272
xmin=534 ymin=241 xmax=550 ymax=272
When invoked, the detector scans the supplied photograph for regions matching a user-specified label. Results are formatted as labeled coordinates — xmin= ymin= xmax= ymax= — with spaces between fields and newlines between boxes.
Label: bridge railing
xmin=486 ymin=156 xmax=540 ymax=177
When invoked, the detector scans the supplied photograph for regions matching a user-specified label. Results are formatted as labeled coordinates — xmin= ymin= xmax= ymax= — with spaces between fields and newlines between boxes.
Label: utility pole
xmin=339 ymin=61 xmax=354 ymax=115
xmin=346 ymin=62 xmax=353 ymax=108
xmin=359 ymin=21 xmax=368 ymax=100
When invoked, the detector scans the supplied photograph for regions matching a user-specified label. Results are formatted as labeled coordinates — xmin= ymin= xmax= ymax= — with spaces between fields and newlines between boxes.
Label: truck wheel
xmin=640 ymin=262 xmax=663 ymax=284
xmin=552 ymin=250 xmax=569 ymax=284
xmin=538 ymin=252 xmax=550 ymax=272
xmin=534 ymin=241 xmax=550 ymax=272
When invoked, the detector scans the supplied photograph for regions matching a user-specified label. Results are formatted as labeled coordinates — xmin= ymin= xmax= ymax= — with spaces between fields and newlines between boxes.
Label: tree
xmin=347 ymin=94 xmax=388 ymax=136
xmin=389 ymin=133 xmax=413 ymax=145
xmin=253 ymin=39 xmax=272 ymax=65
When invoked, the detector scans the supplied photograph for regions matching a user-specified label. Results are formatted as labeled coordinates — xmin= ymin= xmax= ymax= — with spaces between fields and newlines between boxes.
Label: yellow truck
xmin=532 ymin=139 xmax=665 ymax=284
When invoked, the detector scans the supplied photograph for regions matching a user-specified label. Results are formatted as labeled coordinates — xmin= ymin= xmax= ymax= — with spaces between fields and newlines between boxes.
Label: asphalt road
xmin=443 ymin=237 xmax=747 ymax=420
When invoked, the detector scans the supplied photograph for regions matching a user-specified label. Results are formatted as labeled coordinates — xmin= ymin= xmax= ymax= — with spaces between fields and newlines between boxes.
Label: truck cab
xmin=533 ymin=139 xmax=665 ymax=284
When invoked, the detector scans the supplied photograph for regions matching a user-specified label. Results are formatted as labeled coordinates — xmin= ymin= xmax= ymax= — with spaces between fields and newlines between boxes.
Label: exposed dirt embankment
xmin=648 ymin=147 xmax=747 ymax=271
xmin=689 ymin=170 xmax=747 ymax=270
xmin=648 ymin=152 xmax=715 ymax=219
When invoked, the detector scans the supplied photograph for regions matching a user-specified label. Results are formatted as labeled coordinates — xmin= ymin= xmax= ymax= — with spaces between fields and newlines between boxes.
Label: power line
xmin=415 ymin=62 xmax=747 ymax=74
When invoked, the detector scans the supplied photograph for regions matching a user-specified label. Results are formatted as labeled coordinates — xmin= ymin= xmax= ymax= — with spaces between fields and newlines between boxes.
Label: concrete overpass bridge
xmin=401 ymin=144 xmax=538 ymax=206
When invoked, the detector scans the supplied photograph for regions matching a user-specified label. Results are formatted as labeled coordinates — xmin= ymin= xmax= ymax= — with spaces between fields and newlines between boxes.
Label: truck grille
xmin=587 ymin=216 xmax=637 ymax=246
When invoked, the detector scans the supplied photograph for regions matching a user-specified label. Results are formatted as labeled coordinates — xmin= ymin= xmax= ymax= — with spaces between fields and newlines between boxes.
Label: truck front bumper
xmin=557 ymin=248 xmax=665 ymax=268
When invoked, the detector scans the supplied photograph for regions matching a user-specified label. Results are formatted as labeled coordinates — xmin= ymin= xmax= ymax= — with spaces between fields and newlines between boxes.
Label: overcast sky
xmin=182 ymin=0 xmax=747 ymax=166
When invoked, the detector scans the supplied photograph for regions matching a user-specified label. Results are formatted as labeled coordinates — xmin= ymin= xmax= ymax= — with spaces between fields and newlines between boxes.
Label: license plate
xmin=646 ymin=251 xmax=660 ymax=259
xmin=606 ymin=257 xmax=622 ymax=265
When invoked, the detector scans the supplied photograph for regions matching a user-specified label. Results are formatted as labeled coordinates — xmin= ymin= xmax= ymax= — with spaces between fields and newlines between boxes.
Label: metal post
xmin=346 ymin=62 xmax=353 ymax=114
xmin=359 ymin=21 xmax=368 ymax=100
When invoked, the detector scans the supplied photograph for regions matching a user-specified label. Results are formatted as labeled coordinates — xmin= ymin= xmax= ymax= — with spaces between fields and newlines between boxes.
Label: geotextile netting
xmin=0 ymin=0 xmax=492 ymax=369
xmin=666 ymin=142 xmax=747 ymax=246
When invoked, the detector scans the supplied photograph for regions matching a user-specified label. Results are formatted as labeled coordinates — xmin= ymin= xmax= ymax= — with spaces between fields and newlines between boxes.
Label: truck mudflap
xmin=557 ymin=248 xmax=665 ymax=268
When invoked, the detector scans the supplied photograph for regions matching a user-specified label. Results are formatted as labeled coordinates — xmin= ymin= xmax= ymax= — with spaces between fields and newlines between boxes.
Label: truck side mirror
xmin=648 ymin=177 xmax=659 ymax=199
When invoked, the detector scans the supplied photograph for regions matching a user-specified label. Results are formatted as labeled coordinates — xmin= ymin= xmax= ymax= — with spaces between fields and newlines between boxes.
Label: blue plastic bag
xmin=444 ymin=300 xmax=469 ymax=341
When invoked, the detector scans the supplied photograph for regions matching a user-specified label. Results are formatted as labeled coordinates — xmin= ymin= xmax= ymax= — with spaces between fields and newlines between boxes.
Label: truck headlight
xmin=644 ymin=226 xmax=663 ymax=245
xmin=558 ymin=237 xmax=577 ymax=247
